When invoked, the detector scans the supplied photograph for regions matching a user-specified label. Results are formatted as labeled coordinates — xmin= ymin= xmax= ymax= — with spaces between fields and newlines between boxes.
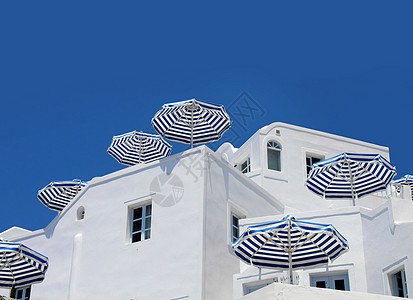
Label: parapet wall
xmin=239 ymin=282 xmax=402 ymax=300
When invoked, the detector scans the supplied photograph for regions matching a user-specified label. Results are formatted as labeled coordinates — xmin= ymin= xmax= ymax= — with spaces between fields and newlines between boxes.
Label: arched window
xmin=267 ymin=141 xmax=281 ymax=171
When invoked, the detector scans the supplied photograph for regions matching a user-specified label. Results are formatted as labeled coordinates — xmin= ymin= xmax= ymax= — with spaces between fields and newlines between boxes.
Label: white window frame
xmin=310 ymin=272 xmax=350 ymax=291
xmin=306 ymin=154 xmax=325 ymax=176
xmin=129 ymin=202 xmax=152 ymax=244
xmin=228 ymin=201 xmax=247 ymax=245
xmin=383 ymin=257 xmax=409 ymax=297
xmin=389 ymin=267 xmax=408 ymax=298
xmin=231 ymin=212 xmax=241 ymax=243
xmin=240 ymin=157 xmax=251 ymax=174
xmin=267 ymin=141 xmax=281 ymax=171
xmin=11 ymin=285 xmax=31 ymax=300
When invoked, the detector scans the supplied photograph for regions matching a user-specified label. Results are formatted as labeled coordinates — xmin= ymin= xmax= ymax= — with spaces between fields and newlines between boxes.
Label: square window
xmin=11 ymin=286 xmax=31 ymax=300
xmin=231 ymin=212 xmax=245 ymax=243
xmin=306 ymin=155 xmax=324 ymax=175
xmin=310 ymin=272 xmax=349 ymax=291
xmin=130 ymin=203 xmax=152 ymax=243
xmin=240 ymin=157 xmax=251 ymax=174
xmin=390 ymin=268 xmax=408 ymax=297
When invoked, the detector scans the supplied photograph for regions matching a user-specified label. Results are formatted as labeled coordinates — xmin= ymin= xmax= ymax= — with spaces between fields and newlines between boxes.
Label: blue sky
xmin=1 ymin=1 xmax=413 ymax=233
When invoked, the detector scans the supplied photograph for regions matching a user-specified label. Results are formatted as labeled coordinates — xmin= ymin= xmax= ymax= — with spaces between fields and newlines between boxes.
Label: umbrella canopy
xmin=393 ymin=174 xmax=413 ymax=200
xmin=37 ymin=179 xmax=87 ymax=212
xmin=151 ymin=98 xmax=231 ymax=147
xmin=232 ymin=215 xmax=349 ymax=284
xmin=306 ymin=153 xmax=397 ymax=205
xmin=107 ymin=131 xmax=172 ymax=166
xmin=0 ymin=242 xmax=48 ymax=289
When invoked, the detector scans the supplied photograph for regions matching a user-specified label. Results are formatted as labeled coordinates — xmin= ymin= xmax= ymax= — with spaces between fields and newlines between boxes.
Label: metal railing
xmin=371 ymin=183 xmax=411 ymax=199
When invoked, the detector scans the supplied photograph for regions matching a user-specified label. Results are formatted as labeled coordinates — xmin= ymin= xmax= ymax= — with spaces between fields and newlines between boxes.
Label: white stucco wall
xmin=10 ymin=150 xmax=208 ymax=299
xmin=203 ymin=150 xmax=283 ymax=299
xmin=360 ymin=203 xmax=413 ymax=296
xmin=3 ymin=122 xmax=411 ymax=300
xmin=233 ymin=208 xmax=369 ymax=299
xmin=233 ymin=203 xmax=413 ymax=299
xmin=223 ymin=122 xmax=391 ymax=212
xmin=239 ymin=282 xmax=403 ymax=300
xmin=6 ymin=147 xmax=285 ymax=300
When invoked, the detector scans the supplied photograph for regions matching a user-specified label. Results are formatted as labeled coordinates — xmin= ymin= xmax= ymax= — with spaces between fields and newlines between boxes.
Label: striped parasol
xmin=0 ymin=242 xmax=49 ymax=289
xmin=151 ymin=98 xmax=231 ymax=148
xmin=107 ymin=131 xmax=172 ymax=166
xmin=306 ymin=153 xmax=397 ymax=206
xmin=232 ymin=215 xmax=349 ymax=284
xmin=37 ymin=179 xmax=87 ymax=212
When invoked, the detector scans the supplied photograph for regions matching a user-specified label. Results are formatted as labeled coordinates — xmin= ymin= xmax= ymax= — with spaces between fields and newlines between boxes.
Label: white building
xmin=1 ymin=122 xmax=412 ymax=299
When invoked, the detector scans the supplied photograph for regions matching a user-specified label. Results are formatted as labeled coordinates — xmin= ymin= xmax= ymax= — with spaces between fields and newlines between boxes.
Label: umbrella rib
xmin=320 ymin=161 xmax=344 ymax=196
xmin=290 ymin=232 xmax=308 ymax=251
xmin=197 ymin=109 xmax=224 ymax=137
xmin=0 ymin=252 xmax=9 ymax=271
xmin=272 ymin=230 xmax=289 ymax=251
xmin=57 ymin=180 xmax=83 ymax=202
xmin=8 ymin=263 xmax=16 ymax=287
xmin=302 ymin=231 xmax=332 ymax=258
xmin=161 ymin=104 xmax=197 ymax=138
xmin=248 ymin=229 xmax=287 ymax=264
xmin=118 ymin=136 xmax=139 ymax=164
xmin=0 ymin=253 xmax=16 ymax=286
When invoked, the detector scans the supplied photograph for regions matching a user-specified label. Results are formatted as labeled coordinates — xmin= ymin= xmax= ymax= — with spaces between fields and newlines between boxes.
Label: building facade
xmin=1 ymin=122 xmax=412 ymax=299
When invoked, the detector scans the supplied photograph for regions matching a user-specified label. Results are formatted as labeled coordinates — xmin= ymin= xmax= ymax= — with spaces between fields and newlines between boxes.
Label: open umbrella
xmin=232 ymin=215 xmax=349 ymax=284
xmin=151 ymin=98 xmax=231 ymax=148
xmin=107 ymin=131 xmax=172 ymax=166
xmin=37 ymin=179 xmax=87 ymax=212
xmin=393 ymin=174 xmax=413 ymax=200
xmin=306 ymin=153 xmax=397 ymax=206
xmin=0 ymin=241 xmax=48 ymax=289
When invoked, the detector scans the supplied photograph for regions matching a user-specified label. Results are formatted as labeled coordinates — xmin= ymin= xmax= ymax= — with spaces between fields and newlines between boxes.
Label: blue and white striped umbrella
xmin=393 ymin=174 xmax=413 ymax=200
xmin=151 ymin=99 xmax=231 ymax=147
xmin=232 ymin=215 xmax=349 ymax=284
xmin=0 ymin=242 xmax=49 ymax=289
xmin=37 ymin=179 xmax=87 ymax=212
xmin=306 ymin=153 xmax=397 ymax=205
xmin=107 ymin=131 xmax=172 ymax=166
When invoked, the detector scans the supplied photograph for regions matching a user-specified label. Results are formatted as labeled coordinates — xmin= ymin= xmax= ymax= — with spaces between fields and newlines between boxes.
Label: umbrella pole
xmin=348 ymin=160 xmax=356 ymax=206
xmin=288 ymin=218 xmax=293 ymax=284
xmin=190 ymin=127 xmax=193 ymax=149
xmin=139 ymin=137 xmax=142 ymax=164
xmin=351 ymin=188 xmax=356 ymax=206
xmin=190 ymin=103 xmax=194 ymax=148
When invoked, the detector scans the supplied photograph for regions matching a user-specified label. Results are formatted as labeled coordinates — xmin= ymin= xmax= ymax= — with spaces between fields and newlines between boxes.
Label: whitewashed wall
xmin=240 ymin=282 xmax=403 ymax=300
xmin=219 ymin=122 xmax=391 ymax=212
xmin=6 ymin=147 xmax=284 ymax=300
xmin=233 ymin=203 xmax=413 ymax=298
xmin=203 ymin=150 xmax=283 ymax=299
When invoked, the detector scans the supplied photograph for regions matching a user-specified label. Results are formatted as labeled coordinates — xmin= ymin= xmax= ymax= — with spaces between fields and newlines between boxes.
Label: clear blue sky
xmin=1 ymin=1 xmax=412 ymax=232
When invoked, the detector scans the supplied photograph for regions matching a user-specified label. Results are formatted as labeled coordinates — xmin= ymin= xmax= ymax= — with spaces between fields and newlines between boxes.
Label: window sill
xmin=262 ymin=169 xmax=288 ymax=183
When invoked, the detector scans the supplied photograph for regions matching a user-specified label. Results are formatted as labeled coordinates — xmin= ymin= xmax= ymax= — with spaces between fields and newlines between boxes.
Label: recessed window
xmin=130 ymin=203 xmax=152 ymax=243
xmin=231 ymin=213 xmax=241 ymax=243
xmin=306 ymin=155 xmax=324 ymax=175
xmin=310 ymin=272 xmax=349 ymax=291
xmin=240 ymin=157 xmax=251 ymax=174
xmin=11 ymin=285 xmax=31 ymax=300
xmin=267 ymin=141 xmax=281 ymax=171
xmin=76 ymin=206 xmax=85 ymax=221
xmin=390 ymin=268 xmax=408 ymax=297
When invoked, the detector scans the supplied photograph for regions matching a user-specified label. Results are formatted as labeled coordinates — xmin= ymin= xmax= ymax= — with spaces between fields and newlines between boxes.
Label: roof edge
xmin=259 ymin=122 xmax=389 ymax=152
